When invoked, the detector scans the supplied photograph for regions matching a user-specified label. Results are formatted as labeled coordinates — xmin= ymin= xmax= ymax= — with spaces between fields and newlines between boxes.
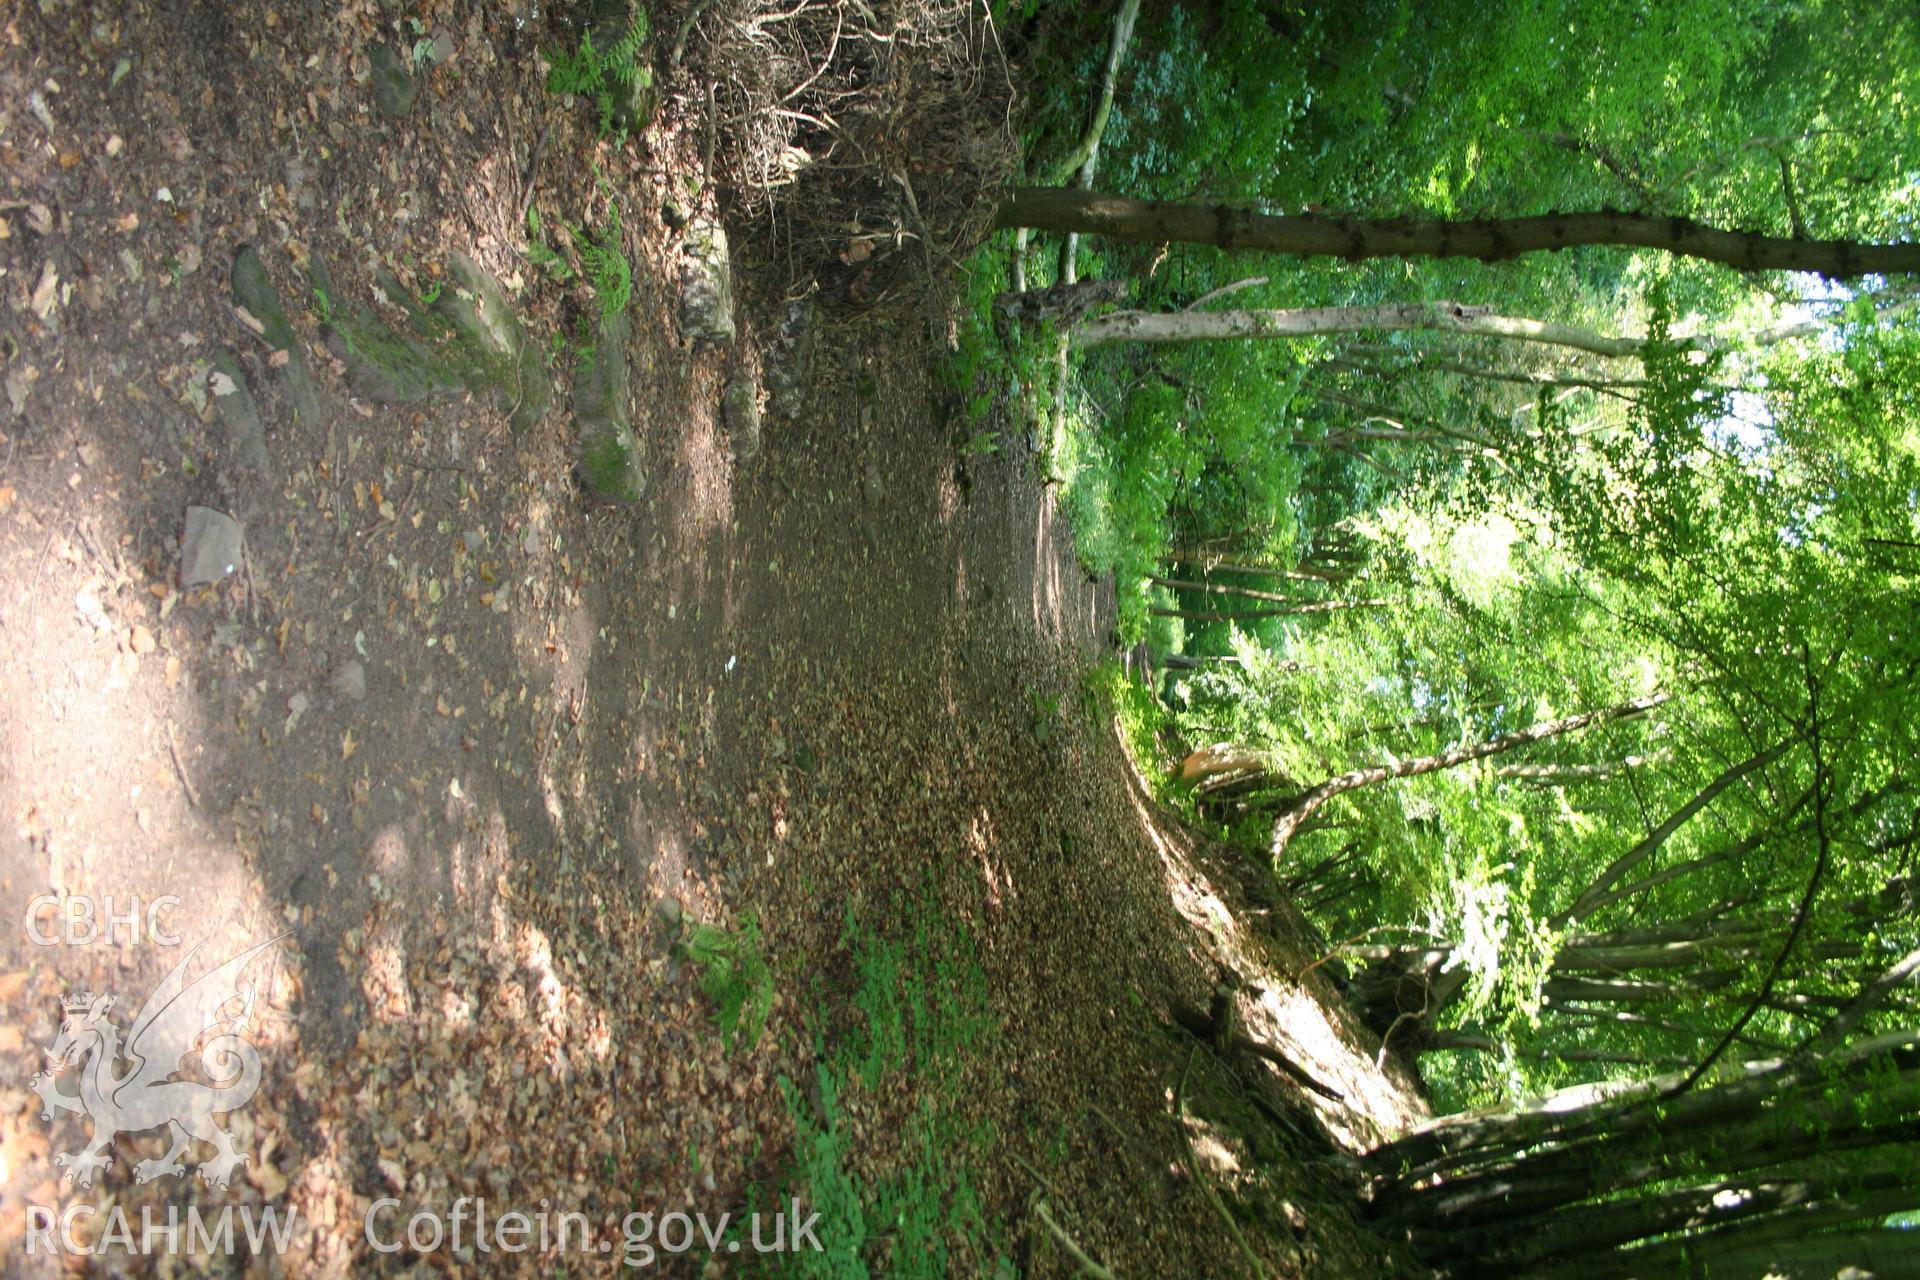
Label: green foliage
xmin=684 ymin=913 xmax=774 ymax=1051
xmin=570 ymin=203 xmax=632 ymax=318
xmin=771 ymin=1068 xmax=868 ymax=1277
xmin=993 ymin=5 xmax=1920 ymax=1122
xmin=526 ymin=206 xmax=575 ymax=283
xmin=940 ymin=240 xmax=1055 ymax=429
xmin=1006 ymin=0 xmax=1920 ymax=648
xmin=748 ymin=896 xmax=1003 ymax=1277
xmin=546 ymin=9 xmax=652 ymax=138
xmin=960 ymin=429 xmax=1001 ymax=457
xmin=1082 ymin=661 xmax=1183 ymax=807
xmin=1028 ymin=689 xmax=1060 ymax=744
xmin=526 ymin=198 xmax=630 ymax=318
xmin=1005 ymin=1 xmax=1920 ymax=1253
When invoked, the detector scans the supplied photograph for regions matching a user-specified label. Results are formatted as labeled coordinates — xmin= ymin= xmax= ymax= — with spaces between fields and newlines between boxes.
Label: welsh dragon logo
xmin=31 ymin=936 xmax=284 ymax=1189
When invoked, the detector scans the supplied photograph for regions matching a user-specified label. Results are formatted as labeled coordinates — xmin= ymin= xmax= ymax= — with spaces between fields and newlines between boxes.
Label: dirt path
xmin=0 ymin=3 xmax=1422 ymax=1276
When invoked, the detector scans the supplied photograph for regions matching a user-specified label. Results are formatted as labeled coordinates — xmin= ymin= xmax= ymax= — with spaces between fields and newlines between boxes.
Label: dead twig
xmin=1033 ymin=1199 xmax=1119 ymax=1280
xmin=165 ymin=721 xmax=201 ymax=809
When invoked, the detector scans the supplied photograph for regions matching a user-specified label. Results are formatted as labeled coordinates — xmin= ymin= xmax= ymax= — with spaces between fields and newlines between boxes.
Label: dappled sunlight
xmin=662 ymin=383 xmax=737 ymax=565
xmin=967 ymin=805 xmax=1016 ymax=910
xmin=444 ymin=805 xmax=514 ymax=911
xmin=359 ymin=919 xmax=415 ymax=1025
xmin=937 ymin=465 xmax=964 ymax=525
xmin=365 ymin=825 xmax=410 ymax=881
xmin=1116 ymin=719 xmax=1426 ymax=1152
xmin=540 ymin=772 xmax=569 ymax=838
xmin=512 ymin=922 xmax=573 ymax=1069
xmin=1029 ymin=487 xmax=1068 ymax=642
xmin=520 ymin=596 xmax=599 ymax=844
xmin=1178 ymin=1112 xmax=1245 ymax=1178
xmin=0 ymin=481 xmax=290 ymax=960
xmin=0 ymin=499 xmax=268 ymax=920
xmin=952 ymin=546 xmax=970 ymax=611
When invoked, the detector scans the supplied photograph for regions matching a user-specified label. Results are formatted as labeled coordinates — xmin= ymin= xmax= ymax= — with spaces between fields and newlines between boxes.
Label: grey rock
xmin=179 ymin=506 xmax=244 ymax=586
xmin=677 ymin=218 xmax=734 ymax=344
xmin=325 ymin=309 xmax=462 ymax=403
xmin=862 ymin=461 xmax=885 ymax=505
xmin=371 ymin=265 xmax=437 ymax=335
xmin=329 ymin=658 xmax=367 ymax=703
xmin=230 ymin=245 xmax=321 ymax=423
xmin=573 ymin=310 xmax=646 ymax=500
xmin=764 ymin=295 xmax=817 ymax=421
xmin=208 ymin=349 xmax=271 ymax=490
xmin=322 ymin=254 xmax=548 ymax=430
xmin=369 ymin=44 xmax=418 ymax=120
xmin=723 ymin=373 xmax=760 ymax=462
xmin=434 ymin=253 xmax=551 ymax=431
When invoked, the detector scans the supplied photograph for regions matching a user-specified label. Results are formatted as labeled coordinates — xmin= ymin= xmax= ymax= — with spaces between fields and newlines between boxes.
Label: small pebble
xmin=329 ymin=659 xmax=367 ymax=702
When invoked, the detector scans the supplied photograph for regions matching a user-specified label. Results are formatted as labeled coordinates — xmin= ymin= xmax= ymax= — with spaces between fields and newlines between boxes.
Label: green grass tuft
xmin=736 ymin=895 xmax=1006 ymax=1277
xmin=684 ymin=912 xmax=776 ymax=1052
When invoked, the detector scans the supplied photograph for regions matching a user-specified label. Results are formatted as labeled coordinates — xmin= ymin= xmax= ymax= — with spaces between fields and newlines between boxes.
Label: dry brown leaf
xmin=29 ymin=262 xmax=59 ymax=320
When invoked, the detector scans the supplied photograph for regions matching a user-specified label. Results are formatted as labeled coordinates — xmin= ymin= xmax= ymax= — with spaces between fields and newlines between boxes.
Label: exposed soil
xmin=0 ymin=2 xmax=1424 ymax=1276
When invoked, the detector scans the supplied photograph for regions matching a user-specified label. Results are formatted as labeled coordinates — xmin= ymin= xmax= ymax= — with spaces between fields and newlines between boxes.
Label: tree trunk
xmin=1378 ymin=1075 xmax=1920 ymax=1248
xmin=1149 ymin=575 xmax=1326 ymax=604
xmin=993 ymin=186 xmax=1920 ymax=280
xmin=1158 ymin=653 xmax=1244 ymax=670
xmin=1270 ymin=693 xmax=1671 ymax=858
xmin=1168 ymin=555 xmax=1348 ymax=583
xmin=1453 ymin=1161 xmax=1920 ymax=1274
xmin=1070 ymin=299 xmax=1819 ymax=357
xmin=1571 ymin=783 xmax=1817 ymax=919
xmin=1566 ymin=1226 xmax=1920 ymax=1280
xmin=1039 ymin=0 xmax=1142 ymax=187
xmin=1345 ymin=914 xmax=1781 ymax=1055
xmin=1327 ymin=351 xmax=1676 ymax=394
xmin=1150 ymin=598 xmax=1385 ymax=621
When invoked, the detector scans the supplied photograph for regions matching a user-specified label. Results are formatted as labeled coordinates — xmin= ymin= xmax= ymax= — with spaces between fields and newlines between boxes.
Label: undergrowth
xmin=527 ymin=197 xmax=632 ymax=320
xmin=684 ymin=913 xmax=776 ymax=1052
xmin=546 ymin=6 xmax=652 ymax=139
xmin=941 ymin=240 xmax=1062 ymax=461
xmin=1082 ymin=660 xmax=1182 ymax=810
xmin=738 ymin=893 xmax=1005 ymax=1277
xmin=944 ymin=233 xmax=1192 ymax=641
